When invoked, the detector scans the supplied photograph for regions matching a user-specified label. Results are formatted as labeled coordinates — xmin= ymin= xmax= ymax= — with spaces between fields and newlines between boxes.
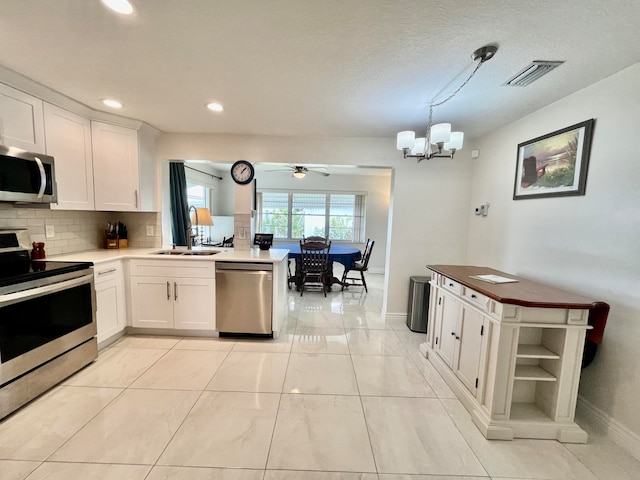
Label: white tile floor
xmin=1 ymin=272 xmax=639 ymax=479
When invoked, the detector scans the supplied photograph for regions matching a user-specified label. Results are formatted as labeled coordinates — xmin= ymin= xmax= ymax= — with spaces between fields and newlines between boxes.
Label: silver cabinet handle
xmin=135 ymin=189 xmax=139 ymax=209
xmin=97 ymin=268 xmax=117 ymax=275
xmin=34 ymin=156 xmax=47 ymax=199
xmin=174 ymin=282 xmax=178 ymax=301
xmin=166 ymin=281 xmax=170 ymax=300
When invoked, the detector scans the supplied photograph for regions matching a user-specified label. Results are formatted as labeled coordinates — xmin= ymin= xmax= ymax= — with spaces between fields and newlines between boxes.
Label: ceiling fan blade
xmin=306 ymin=170 xmax=330 ymax=176
xmin=264 ymin=168 xmax=294 ymax=173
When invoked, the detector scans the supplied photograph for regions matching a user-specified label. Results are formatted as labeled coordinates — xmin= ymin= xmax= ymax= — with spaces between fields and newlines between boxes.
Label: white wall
xmin=384 ymin=156 xmax=473 ymax=316
xmin=466 ymin=64 xmax=640 ymax=445
xmin=157 ymin=133 xmax=474 ymax=316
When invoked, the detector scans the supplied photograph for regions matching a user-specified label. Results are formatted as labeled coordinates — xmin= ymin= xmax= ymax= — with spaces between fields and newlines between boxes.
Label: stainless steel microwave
xmin=0 ymin=145 xmax=57 ymax=203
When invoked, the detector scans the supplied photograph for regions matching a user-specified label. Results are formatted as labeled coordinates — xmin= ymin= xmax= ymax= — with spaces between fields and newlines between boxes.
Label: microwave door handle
xmin=34 ymin=156 xmax=47 ymax=199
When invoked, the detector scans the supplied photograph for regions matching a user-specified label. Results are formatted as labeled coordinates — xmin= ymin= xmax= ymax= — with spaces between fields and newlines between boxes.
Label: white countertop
xmin=48 ymin=247 xmax=289 ymax=265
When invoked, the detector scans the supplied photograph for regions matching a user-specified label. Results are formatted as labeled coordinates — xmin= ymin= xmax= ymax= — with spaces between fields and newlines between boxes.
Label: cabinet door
xmin=130 ymin=276 xmax=174 ymax=328
xmin=173 ymin=278 xmax=215 ymax=330
xmin=92 ymin=121 xmax=140 ymax=211
xmin=95 ymin=262 xmax=126 ymax=343
xmin=44 ymin=103 xmax=94 ymax=210
xmin=0 ymin=83 xmax=45 ymax=152
xmin=95 ymin=278 xmax=126 ymax=343
xmin=455 ymin=305 xmax=486 ymax=395
xmin=436 ymin=291 xmax=459 ymax=369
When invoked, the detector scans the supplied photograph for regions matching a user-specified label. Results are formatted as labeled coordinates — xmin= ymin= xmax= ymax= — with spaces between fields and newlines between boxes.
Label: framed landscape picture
xmin=513 ymin=119 xmax=595 ymax=200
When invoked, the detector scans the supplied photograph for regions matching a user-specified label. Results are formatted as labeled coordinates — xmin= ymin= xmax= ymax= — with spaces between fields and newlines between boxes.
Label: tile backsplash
xmin=0 ymin=204 xmax=162 ymax=256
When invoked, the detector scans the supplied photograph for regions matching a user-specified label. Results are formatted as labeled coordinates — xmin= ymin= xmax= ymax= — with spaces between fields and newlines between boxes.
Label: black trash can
xmin=407 ymin=276 xmax=431 ymax=333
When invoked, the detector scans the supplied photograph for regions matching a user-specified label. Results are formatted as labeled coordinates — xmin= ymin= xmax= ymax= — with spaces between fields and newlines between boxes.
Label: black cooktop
xmin=0 ymin=255 xmax=93 ymax=288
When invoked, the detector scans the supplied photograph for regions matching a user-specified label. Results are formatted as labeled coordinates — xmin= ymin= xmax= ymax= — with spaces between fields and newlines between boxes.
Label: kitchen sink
xmin=153 ymin=250 xmax=220 ymax=256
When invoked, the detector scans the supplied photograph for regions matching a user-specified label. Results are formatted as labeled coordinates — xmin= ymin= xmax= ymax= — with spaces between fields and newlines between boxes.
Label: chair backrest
xmin=303 ymin=236 xmax=327 ymax=243
xmin=299 ymin=240 xmax=331 ymax=273
xmin=360 ymin=239 xmax=375 ymax=269
xmin=222 ymin=235 xmax=234 ymax=247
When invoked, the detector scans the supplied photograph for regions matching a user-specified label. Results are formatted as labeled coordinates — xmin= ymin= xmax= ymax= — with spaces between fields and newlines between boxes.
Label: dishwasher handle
xmin=215 ymin=262 xmax=273 ymax=272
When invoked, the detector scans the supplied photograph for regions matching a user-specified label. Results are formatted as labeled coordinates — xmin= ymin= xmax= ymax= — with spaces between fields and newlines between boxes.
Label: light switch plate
xmin=146 ymin=226 xmax=154 ymax=236
xmin=45 ymin=225 xmax=55 ymax=238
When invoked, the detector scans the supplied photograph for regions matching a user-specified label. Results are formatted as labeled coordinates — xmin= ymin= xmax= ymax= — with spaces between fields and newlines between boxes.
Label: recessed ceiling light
xmin=102 ymin=99 xmax=123 ymax=109
xmin=206 ymin=102 xmax=224 ymax=112
xmin=100 ymin=0 xmax=133 ymax=15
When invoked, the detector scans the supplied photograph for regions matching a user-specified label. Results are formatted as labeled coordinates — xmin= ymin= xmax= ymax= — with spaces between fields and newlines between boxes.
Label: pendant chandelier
xmin=397 ymin=45 xmax=498 ymax=162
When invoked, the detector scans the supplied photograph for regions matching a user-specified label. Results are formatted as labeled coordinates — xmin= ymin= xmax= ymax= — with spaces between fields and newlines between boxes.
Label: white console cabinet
xmin=421 ymin=265 xmax=608 ymax=443
xmin=129 ymin=260 xmax=215 ymax=331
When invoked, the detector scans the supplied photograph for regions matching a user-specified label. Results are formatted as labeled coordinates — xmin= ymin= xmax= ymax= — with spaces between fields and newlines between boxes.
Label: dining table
xmin=277 ymin=243 xmax=362 ymax=289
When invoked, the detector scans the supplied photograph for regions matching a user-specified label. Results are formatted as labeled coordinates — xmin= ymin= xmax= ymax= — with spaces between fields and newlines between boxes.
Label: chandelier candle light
xmin=397 ymin=45 xmax=498 ymax=162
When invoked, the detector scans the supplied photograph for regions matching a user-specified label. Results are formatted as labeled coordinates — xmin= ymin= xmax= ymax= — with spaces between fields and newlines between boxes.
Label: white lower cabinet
xmin=129 ymin=260 xmax=215 ymax=330
xmin=423 ymin=267 xmax=592 ymax=443
xmin=94 ymin=261 xmax=126 ymax=344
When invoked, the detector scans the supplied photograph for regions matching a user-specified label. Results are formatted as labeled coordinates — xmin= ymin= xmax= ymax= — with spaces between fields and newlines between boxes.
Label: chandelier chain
xmin=430 ymin=60 xmax=484 ymax=109
xmin=423 ymin=59 xmax=485 ymax=153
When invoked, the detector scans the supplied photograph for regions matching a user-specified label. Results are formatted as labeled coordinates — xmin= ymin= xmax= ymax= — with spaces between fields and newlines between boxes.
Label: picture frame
xmin=513 ymin=119 xmax=595 ymax=200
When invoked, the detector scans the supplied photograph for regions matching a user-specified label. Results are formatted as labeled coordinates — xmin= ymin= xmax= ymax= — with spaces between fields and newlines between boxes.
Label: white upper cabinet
xmin=44 ymin=103 xmax=95 ymax=210
xmin=0 ymin=83 xmax=45 ymax=152
xmin=0 ymin=78 xmax=158 ymax=212
xmin=91 ymin=121 xmax=140 ymax=211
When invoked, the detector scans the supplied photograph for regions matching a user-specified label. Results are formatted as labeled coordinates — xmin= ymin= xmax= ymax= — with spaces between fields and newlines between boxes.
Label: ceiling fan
xmin=265 ymin=166 xmax=330 ymax=178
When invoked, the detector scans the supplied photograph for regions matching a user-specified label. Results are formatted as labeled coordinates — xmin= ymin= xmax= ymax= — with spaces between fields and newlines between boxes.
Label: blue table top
xmin=278 ymin=243 xmax=362 ymax=268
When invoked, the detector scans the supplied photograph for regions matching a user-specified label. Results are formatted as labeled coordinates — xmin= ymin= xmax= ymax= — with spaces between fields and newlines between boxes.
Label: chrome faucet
xmin=186 ymin=205 xmax=198 ymax=250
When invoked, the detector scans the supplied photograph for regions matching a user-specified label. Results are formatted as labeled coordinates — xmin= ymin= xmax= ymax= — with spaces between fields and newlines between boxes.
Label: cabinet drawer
xmin=94 ymin=261 xmax=122 ymax=284
xmin=441 ymin=276 xmax=462 ymax=294
xmin=462 ymin=287 xmax=491 ymax=311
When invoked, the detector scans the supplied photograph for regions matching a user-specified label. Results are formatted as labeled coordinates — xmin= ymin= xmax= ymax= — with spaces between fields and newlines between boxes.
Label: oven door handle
xmin=0 ymin=274 xmax=93 ymax=307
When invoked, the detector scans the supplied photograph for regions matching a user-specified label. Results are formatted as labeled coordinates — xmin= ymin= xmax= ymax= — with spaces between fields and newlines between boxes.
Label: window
xmin=187 ymin=182 xmax=213 ymax=241
xmin=187 ymin=183 xmax=208 ymax=209
xmin=258 ymin=191 xmax=366 ymax=242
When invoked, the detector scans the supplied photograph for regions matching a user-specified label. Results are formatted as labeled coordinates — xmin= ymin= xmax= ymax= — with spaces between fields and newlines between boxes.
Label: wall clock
xmin=230 ymin=160 xmax=255 ymax=185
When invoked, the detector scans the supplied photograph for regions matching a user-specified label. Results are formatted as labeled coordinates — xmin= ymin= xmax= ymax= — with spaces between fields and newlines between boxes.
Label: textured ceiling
xmin=1 ymin=0 xmax=639 ymax=140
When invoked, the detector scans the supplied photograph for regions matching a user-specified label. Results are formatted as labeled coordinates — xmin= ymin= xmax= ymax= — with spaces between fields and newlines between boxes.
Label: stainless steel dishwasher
xmin=215 ymin=262 xmax=273 ymax=336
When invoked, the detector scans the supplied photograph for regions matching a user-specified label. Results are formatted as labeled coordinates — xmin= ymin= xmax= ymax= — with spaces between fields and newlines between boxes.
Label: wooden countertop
xmin=428 ymin=265 xmax=605 ymax=310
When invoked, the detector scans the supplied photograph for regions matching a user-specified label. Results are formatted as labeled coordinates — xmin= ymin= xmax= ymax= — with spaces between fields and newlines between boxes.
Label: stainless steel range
xmin=0 ymin=228 xmax=97 ymax=419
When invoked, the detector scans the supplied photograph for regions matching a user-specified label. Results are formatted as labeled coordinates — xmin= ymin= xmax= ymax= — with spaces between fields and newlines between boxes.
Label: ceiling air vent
xmin=504 ymin=61 xmax=564 ymax=86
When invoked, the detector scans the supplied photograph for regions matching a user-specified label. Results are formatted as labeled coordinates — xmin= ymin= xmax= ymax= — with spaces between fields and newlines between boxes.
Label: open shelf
xmin=517 ymin=344 xmax=560 ymax=359
xmin=510 ymin=402 xmax=554 ymax=422
xmin=514 ymin=365 xmax=557 ymax=381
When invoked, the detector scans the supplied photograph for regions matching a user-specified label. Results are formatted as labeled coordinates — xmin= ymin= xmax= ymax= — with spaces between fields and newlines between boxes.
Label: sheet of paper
xmin=469 ymin=274 xmax=518 ymax=284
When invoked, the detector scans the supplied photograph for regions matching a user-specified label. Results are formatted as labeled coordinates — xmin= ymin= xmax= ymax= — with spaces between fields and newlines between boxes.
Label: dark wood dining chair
xmin=299 ymin=240 xmax=332 ymax=296
xmin=221 ymin=235 xmax=234 ymax=247
xmin=303 ymin=235 xmax=327 ymax=243
xmin=341 ymin=239 xmax=374 ymax=292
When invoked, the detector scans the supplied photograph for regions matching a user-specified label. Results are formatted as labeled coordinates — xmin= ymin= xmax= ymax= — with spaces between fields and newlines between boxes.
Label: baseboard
xmin=368 ymin=267 xmax=385 ymax=274
xmin=384 ymin=312 xmax=407 ymax=322
xmin=577 ymin=395 xmax=640 ymax=461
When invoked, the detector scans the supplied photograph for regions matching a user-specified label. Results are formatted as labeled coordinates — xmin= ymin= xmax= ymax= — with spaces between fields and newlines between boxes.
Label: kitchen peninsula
xmin=422 ymin=264 xmax=609 ymax=443
xmin=49 ymin=247 xmax=289 ymax=345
